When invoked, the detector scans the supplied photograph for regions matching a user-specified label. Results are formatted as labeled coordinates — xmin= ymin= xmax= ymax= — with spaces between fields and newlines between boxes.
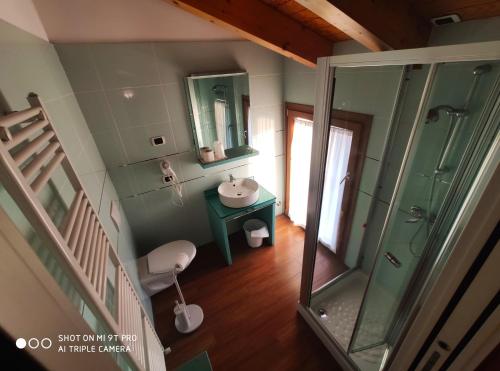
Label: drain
xmin=237 ymin=193 xmax=242 ymax=196
xmin=318 ymin=308 xmax=328 ymax=318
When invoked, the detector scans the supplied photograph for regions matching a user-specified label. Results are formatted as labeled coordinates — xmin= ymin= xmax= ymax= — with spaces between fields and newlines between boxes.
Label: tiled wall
xmin=56 ymin=41 xmax=285 ymax=255
xmin=284 ymin=59 xmax=406 ymax=269
xmin=0 ymin=20 xmax=152 ymax=320
xmin=284 ymin=59 xmax=316 ymax=106
xmin=333 ymin=66 xmax=404 ymax=268
xmin=357 ymin=66 xmax=430 ymax=272
xmin=371 ymin=61 xmax=500 ymax=294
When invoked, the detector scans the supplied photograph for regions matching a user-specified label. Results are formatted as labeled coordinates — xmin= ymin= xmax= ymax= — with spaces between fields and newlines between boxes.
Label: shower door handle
xmin=384 ymin=252 xmax=402 ymax=268
xmin=339 ymin=172 xmax=351 ymax=185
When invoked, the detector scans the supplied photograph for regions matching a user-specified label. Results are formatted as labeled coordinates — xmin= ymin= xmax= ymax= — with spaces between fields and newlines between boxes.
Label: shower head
xmin=426 ymin=105 xmax=467 ymax=123
xmin=473 ymin=64 xmax=492 ymax=75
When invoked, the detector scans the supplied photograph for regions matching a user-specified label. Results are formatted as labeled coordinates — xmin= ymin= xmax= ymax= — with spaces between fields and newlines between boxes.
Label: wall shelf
xmin=199 ymin=145 xmax=259 ymax=169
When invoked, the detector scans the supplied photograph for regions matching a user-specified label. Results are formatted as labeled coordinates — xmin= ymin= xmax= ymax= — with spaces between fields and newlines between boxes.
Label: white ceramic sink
xmin=218 ymin=178 xmax=259 ymax=208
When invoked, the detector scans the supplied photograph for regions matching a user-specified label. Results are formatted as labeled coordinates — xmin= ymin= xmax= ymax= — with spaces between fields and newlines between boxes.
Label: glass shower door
xmin=348 ymin=60 xmax=500 ymax=366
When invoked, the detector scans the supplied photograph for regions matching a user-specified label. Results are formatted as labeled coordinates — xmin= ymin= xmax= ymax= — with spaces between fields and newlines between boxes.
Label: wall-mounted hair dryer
xmin=160 ymin=160 xmax=183 ymax=206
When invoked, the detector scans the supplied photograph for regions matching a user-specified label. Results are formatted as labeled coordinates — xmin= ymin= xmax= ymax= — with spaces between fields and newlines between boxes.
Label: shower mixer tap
xmin=425 ymin=105 xmax=467 ymax=123
xmin=405 ymin=205 xmax=425 ymax=223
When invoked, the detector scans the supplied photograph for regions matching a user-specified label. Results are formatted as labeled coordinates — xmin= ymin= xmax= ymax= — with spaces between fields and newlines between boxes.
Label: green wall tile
xmin=249 ymin=74 xmax=283 ymax=107
xmin=80 ymin=171 xmax=106 ymax=211
xmin=93 ymin=129 xmax=128 ymax=167
xmin=359 ymin=157 xmax=381 ymax=196
xmin=284 ymin=59 xmax=316 ymax=106
xmin=108 ymin=166 xmax=137 ymax=198
xmin=333 ymin=66 xmax=403 ymax=161
xmin=162 ymin=83 xmax=194 ymax=152
xmin=91 ymin=43 xmax=160 ymax=89
xmin=106 ymin=86 xmax=170 ymax=128
xmin=75 ymin=91 xmax=116 ymax=134
xmin=359 ymin=200 xmax=389 ymax=273
xmin=251 ymin=104 xmax=284 ymax=131
xmin=56 ymin=44 xmax=100 ymax=92
xmin=153 ymin=41 xmax=283 ymax=85
xmin=344 ymin=191 xmax=373 ymax=268
xmin=120 ymin=122 xmax=176 ymax=163
xmin=0 ymin=22 xmax=73 ymax=105
xmin=98 ymin=173 xmax=119 ymax=247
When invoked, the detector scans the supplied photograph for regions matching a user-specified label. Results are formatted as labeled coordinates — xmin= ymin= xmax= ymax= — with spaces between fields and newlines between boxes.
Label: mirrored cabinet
xmin=184 ymin=71 xmax=258 ymax=168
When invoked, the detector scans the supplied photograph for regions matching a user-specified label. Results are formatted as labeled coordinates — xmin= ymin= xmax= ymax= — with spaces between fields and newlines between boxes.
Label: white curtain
xmin=250 ymin=110 xmax=276 ymax=197
xmin=214 ymin=100 xmax=227 ymax=148
xmin=318 ymin=126 xmax=353 ymax=252
xmin=288 ymin=118 xmax=313 ymax=227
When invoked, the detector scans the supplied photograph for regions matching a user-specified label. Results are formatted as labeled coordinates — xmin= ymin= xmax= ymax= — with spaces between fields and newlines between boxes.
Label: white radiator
xmin=0 ymin=94 xmax=166 ymax=371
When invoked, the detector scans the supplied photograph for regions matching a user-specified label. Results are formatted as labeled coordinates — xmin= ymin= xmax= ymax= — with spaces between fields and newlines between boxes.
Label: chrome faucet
xmin=229 ymin=174 xmax=235 ymax=182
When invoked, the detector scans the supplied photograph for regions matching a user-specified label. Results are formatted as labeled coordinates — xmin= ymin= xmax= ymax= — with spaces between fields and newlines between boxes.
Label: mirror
xmin=185 ymin=72 xmax=257 ymax=167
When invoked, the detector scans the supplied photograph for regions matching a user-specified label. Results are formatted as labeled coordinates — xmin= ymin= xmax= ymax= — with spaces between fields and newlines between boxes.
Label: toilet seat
xmin=138 ymin=239 xmax=203 ymax=333
xmin=147 ymin=240 xmax=196 ymax=274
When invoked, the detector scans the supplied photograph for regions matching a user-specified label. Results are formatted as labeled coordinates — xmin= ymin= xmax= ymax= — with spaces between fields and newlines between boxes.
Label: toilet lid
xmin=147 ymin=240 xmax=196 ymax=274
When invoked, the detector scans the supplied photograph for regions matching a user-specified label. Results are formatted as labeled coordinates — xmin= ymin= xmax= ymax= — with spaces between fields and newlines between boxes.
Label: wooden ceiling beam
xmin=166 ymin=0 xmax=333 ymax=67
xmin=296 ymin=0 xmax=431 ymax=51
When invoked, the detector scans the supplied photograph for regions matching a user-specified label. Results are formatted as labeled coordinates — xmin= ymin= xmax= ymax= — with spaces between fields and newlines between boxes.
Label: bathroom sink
xmin=218 ymin=178 xmax=259 ymax=208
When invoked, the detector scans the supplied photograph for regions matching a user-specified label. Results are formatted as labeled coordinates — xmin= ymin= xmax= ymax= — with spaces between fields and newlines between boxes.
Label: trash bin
xmin=243 ymin=219 xmax=269 ymax=248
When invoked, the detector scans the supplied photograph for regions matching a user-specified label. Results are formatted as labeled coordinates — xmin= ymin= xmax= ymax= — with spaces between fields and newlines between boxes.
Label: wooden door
xmin=285 ymin=103 xmax=372 ymax=260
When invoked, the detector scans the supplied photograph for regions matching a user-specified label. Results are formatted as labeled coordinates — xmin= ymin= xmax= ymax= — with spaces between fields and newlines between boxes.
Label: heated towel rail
xmin=0 ymin=93 xmax=166 ymax=371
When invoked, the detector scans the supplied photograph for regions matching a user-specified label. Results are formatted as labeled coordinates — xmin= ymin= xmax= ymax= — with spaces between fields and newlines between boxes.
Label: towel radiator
xmin=0 ymin=93 xmax=166 ymax=371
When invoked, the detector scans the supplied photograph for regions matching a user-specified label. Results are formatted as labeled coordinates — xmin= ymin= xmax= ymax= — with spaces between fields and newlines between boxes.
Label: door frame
xmin=242 ymin=94 xmax=250 ymax=145
xmin=285 ymin=102 xmax=372 ymax=260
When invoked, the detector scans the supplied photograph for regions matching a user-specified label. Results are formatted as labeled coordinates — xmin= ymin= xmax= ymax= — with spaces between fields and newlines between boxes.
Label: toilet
xmin=139 ymin=240 xmax=204 ymax=333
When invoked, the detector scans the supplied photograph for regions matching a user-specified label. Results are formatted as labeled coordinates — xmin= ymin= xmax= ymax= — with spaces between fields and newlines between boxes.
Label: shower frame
xmin=298 ymin=41 xmax=500 ymax=370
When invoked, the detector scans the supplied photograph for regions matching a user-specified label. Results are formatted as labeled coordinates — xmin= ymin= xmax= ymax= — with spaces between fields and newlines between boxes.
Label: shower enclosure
xmin=299 ymin=43 xmax=500 ymax=371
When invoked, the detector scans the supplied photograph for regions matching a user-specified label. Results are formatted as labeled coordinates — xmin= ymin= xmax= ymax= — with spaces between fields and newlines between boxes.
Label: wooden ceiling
xmin=264 ymin=0 xmax=500 ymax=44
xmin=167 ymin=0 xmax=500 ymax=67
xmin=261 ymin=0 xmax=350 ymax=42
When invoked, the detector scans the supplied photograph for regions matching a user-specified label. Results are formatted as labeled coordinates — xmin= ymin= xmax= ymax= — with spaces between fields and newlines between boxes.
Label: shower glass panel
xmin=305 ymin=56 xmax=499 ymax=371
xmin=310 ymin=64 xmax=405 ymax=352
xmin=348 ymin=60 xmax=500 ymax=368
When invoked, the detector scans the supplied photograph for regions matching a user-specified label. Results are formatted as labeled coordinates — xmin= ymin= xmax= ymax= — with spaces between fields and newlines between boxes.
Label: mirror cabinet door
xmin=185 ymin=72 xmax=256 ymax=166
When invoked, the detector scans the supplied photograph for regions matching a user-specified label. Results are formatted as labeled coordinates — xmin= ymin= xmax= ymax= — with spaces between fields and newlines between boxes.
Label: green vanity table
xmin=204 ymin=185 xmax=276 ymax=265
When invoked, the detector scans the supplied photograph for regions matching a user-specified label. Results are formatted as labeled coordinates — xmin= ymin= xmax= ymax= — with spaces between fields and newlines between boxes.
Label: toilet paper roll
xmin=175 ymin=253 xmax=190 ymax=271
xmin=213 ymin=141 xmax=226 ymax=160
xmin=201 ymin=148 xmax=214 ymax=163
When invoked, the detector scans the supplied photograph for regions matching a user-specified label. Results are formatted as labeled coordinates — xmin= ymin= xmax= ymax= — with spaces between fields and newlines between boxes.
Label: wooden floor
xmin=313 ymin=243 xmax=349 ymax=290
xmin=152 ymin=215 xmax=343 ymax=370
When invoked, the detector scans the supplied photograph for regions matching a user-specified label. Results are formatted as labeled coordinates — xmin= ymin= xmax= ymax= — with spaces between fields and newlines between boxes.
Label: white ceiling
xmin=1 ymin=0 xmax=48 ymax=40
xmin=31 ymin=0 xmax=240 ymax=42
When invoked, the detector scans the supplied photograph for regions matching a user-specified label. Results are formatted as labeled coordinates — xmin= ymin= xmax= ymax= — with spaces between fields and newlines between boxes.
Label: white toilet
xmin=138 ymin=240 xmax=204 ymax=333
